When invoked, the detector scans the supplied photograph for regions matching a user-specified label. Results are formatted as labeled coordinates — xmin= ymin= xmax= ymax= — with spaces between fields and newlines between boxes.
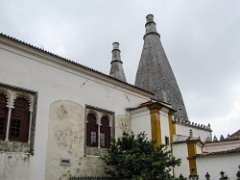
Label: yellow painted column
xmin=168 ymin=111 xmax=176 ymax=144
xmin=150 ymin=108 xmax=161 ymax=146
xmin=187 ymin=140 xmax=198 ymax=175
xmin=168 ymin=111 xmax=176 ymax=176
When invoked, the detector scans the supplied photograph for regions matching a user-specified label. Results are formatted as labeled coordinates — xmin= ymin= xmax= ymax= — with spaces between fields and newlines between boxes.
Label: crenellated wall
xmin=174 ymin=118 xmax=212 ymax=142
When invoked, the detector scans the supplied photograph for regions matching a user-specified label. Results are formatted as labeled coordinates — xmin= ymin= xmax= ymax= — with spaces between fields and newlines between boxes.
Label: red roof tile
xmin=198 ymin=146 xmax=240 ymax=157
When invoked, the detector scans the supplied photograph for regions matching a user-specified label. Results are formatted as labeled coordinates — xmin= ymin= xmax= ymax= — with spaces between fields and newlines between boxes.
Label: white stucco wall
xmin=0 ymin=153 xmax=31 ymax=180
xmin=130 ymin=107 xmax=151 ymax=139
xmin=196 ymin=142 xmax=203 ymax=154
xmin=160 ymin=108 xmax=170 ymax=145
xmin=197 ymin=153 xmax=240 ymax=179
xmin=172 ymin=143 xmax=189 ymax=177
xmin=0 ymin=41 xmax=151 ymax=179
xmin=176 ymin=123 xmax=211 ymax=142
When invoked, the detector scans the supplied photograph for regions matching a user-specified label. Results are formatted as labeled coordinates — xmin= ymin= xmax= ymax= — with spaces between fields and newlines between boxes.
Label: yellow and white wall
xmin=130 ymin=102 xmax=176 ymax=146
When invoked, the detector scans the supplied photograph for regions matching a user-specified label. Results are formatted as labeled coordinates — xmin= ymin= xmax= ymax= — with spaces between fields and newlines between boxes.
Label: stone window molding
xmin=85 ymin=105 xmax=114 ymax=156
xmin=0 ymin=83 xmax=37 ymax=155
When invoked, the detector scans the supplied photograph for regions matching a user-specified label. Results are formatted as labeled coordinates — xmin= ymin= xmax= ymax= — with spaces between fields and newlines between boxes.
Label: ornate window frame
xmin=0 ymin=82 xmax=37 ymax=155
xmin=85 ymin=105 xmax=114 ymax=156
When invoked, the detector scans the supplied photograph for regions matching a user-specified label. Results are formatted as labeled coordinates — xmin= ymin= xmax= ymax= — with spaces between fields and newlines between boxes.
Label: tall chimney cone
xmin=109 ymin=42 xmax=127 ymax=82
xmin=135 ymin=14 xmax=189 ymax=121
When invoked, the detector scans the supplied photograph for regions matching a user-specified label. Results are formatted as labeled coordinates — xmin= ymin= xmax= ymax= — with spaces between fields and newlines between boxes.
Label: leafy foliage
xmin=101 ymin=132 xmax=181 ymax=179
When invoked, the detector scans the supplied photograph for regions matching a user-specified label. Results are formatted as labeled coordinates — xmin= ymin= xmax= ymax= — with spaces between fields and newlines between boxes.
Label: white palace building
xmin=0 ymin=14 xmax=240 ymax=180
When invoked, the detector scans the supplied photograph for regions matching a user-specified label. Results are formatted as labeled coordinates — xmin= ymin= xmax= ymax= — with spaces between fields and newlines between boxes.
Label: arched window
xmin=100 ymin=116 xmax=110 ymax=148
xmin=86 ymin=113 xmax=98 ymax=147
xmin=9 ymin=97 xmax=30 ymax=142
xmin=0 ymin=94 xmax=8 ymax=140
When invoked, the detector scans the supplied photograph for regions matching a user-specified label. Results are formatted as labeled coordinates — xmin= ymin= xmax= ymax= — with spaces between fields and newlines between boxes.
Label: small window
xmin=90 ymin=131 xmax=97 ymax=145
xmin=86 ymin=113 xmax=98 ymax=147
xmin=10 ymin=119 xmax=21 ymax=137
xmin=100 ymin=116 xmax=110 ymax=148
xmin=85 ymin=106 xmax=114 ymax=156
xmin=9 ymin=97 xmax=30 ymax=142
xmin=100 ymin=133 xmax=105 ymax=147
xmin=165 ymin=136 xmax=169 ymax=145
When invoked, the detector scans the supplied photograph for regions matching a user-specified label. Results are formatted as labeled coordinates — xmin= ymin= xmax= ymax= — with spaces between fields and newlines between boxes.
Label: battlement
xmin=174 ymin=118 xmax=212 ymax=131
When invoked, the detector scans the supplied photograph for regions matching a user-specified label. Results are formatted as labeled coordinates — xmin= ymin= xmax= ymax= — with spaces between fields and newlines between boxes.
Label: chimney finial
xmin=112 ymin=42 xmax=119 ymax=50
xmin=146 ymin=14 xmax=154 ymax=22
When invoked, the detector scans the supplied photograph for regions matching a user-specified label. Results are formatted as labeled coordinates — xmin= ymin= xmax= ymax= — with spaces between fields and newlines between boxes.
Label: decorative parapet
xmin=219 ymin=171 xmax=228 ymax=179
xmin=205 ymin=172 xmax=210 ymax=180
xmin=174 ymin=117 xmax=212 ymax=131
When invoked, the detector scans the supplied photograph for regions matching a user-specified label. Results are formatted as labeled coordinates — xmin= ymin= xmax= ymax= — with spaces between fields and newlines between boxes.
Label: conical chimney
xmin=109 ymin=42 xmax=127 ymax=82
xmin=135 ymin=14 xmax=188 ymax=121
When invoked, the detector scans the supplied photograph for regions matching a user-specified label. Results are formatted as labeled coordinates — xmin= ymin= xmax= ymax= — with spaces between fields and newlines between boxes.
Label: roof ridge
xmin=230 ymin=129 xmax=240 ymax=138
xmin=198 ymin=146 xmax=240 ymax=157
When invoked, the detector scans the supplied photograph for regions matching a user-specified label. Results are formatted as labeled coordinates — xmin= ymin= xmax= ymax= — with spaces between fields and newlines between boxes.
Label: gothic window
xmin=86 ymin=113 xmax=98 ymax=147
xmin=100 ymin=116 xmax=110 ymax=148
xmin=85 ymin=106 xmax=114 ymax=156
xmin=0 ymin=83 xmax=37 ymax=154
xmin=0 ymin=94 xmax=8 ymax=140
xmin=9 ymin=97 xmax=30 ymax=142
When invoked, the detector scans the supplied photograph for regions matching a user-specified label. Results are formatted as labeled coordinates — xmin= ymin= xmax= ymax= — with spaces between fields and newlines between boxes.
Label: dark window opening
xmin=0 ymin=94 xmax=8 ymax=140
xmin=10 ymin=119 xmax=21 ymax=137
xmin=100 ymin=116 xmax=110 ymax=148
xmin=165 ymin=136 xmax=169 ymax=145
xmin=86 ymin=114 xmax=98 ymax=147
xmin=0 ymin=118 xmax=6 ymax=137
xmin=100 ymin=133 xmax=105 ymax=147
xmin=90 ymin=131 xmax=97 ymax=145
xmin=9 ymin=97 xmax=30 ymax=142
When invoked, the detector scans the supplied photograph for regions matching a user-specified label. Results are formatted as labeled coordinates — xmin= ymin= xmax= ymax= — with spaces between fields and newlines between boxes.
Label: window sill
xmin=0 ymin=140 xmax=31 ymax=154
xmin=85 ymin=146 xmax=108 ymax=156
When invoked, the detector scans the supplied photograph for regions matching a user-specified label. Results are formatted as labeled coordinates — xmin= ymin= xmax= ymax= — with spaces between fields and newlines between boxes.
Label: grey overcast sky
xmin=1 ymin=0 xmax=240 ymax=138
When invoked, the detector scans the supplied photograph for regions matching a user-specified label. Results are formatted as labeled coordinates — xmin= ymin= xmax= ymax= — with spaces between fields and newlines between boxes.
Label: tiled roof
xmin=229 ymin=129 xmax=240 ymax=138
xmin=127 ymin=99 xmax=175 ymax=111
xmin=0 ymin=33 xmax=153 ymax=96
xmin=198 ymin=146 xmax=240 ymax=157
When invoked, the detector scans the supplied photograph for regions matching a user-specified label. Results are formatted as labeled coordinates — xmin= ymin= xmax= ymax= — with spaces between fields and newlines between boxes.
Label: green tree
xmin=101 ymin=132 xmax=181 ymax=180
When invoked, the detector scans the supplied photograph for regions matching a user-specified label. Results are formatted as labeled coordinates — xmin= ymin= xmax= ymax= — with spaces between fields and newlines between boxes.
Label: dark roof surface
xmin=229 ymin=129 xmax=240 ymax=138
xmin=127 ymin=99 xmax=175 ymax=112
